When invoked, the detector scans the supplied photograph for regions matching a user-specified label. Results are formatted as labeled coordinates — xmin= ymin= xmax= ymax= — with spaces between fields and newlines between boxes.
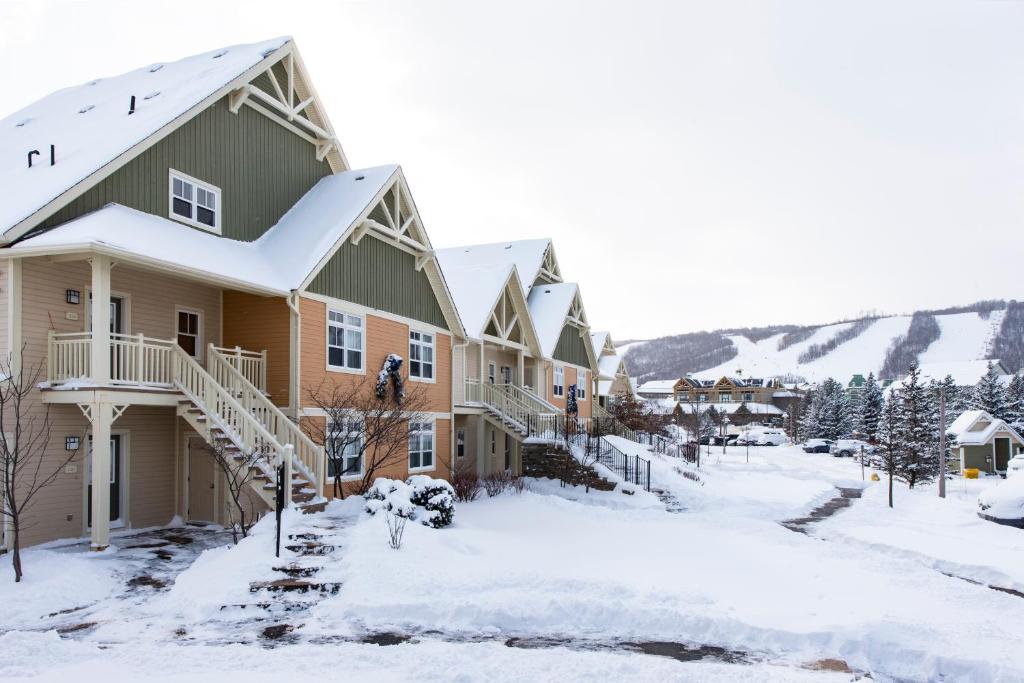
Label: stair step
xmin=249 ymin=579 xmax=341 ymax=595
xmin=299 ymin=501 xmax=328 ymax=515
xmin=285 ymin=542 xmax=335 ymax=556
xmin=273 ymin=564 xmax=322 ymax=578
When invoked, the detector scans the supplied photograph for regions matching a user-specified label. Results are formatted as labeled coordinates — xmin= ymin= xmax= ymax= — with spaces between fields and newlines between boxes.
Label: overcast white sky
xmin=2 ymin=0 xmax=1022 ymax=340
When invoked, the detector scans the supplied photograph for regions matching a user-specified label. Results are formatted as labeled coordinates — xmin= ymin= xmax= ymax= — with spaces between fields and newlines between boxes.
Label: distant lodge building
xmin=637 ymin=375 xmax=803 ymax=427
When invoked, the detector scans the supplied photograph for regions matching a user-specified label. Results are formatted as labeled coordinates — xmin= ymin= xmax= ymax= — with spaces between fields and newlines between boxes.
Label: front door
xmin=500 ymin=366 xmax=513 ymax=385
xmin=87 ymin=435 xmax=122 ymax=527
xmin=187 ymin=438 xmax=216 ymax=523
xmin=995 ymin=437 xmax=1011 ymax=472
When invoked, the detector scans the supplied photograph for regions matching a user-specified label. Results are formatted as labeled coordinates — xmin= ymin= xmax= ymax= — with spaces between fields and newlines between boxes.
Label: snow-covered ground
xmin=3 ymin=446 xmax=1024 ymax=681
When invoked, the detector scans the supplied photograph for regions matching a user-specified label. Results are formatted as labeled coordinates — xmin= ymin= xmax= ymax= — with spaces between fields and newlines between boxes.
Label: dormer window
xmin=169 ymin=170 xmax=220 ymax=233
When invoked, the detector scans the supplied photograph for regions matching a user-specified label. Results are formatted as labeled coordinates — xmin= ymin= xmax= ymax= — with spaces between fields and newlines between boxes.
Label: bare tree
xmin=0 ymin=351 xmax=78 ymax=582
xmin=203 ymin=440 xmax=264 ymax=544
xmin=304 ymin=376 xmax=435 ymax=498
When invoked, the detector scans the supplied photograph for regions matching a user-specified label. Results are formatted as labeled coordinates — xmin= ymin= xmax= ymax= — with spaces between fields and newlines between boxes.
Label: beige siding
xmin=14 ymin=405 xmax=179 ymax=547
xmin=452 ymin=343 xmax=466 ymax=404
xmin=11 ymin=257 xmax=223 ymax=547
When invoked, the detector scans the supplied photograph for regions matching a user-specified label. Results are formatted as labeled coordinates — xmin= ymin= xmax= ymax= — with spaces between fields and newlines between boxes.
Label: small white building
xmin=949 ymin=410 xmax=1024 ymax=475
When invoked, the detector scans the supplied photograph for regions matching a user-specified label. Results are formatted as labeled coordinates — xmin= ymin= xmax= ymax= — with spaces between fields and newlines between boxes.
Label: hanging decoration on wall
xmin=566 ymin=384 xmax=579 ymax=417
xmin=376 ymin=353 xmax=406 ymax=405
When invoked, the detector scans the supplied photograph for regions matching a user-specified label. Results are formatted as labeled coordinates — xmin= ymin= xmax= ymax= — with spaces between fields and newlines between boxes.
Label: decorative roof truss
xmin=484 ymin=288 xmax=524 ymax=346
xmin=538 ymin=243 xmax=563 ymax=284
xmin=228 ymin=46 xmax=344 ymax=166
xmin=567 ymin=289 xmax=588 ymax=328
xmin=351 ymin=178 xmax=432 ymax=268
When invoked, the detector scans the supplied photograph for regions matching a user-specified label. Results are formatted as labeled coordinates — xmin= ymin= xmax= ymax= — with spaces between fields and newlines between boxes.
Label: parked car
xmin=712 ymin=434 xmax=739 ymax=446
xmin=830 ymin=439 xmax=871 ymax=458
xmin=756 ymin=429 xmax=788 ymax=446
xmin=977 ymin=475 xmax=1024 ymax=528
xmin=1007 ymin=455 xmax=1024 ymax=479
xmin=802 ymin=439 xmax=834 ymax=453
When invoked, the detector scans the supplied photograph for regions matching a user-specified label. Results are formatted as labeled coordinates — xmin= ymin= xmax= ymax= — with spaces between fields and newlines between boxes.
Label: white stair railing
xmin=206 ymin=344 xmax=324 ymax=491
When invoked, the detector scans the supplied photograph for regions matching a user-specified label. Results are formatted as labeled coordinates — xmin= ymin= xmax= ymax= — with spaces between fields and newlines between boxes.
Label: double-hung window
xmin=326 ymin=418 xmax=363 ymax=479
xmin=553 ymin=366 xmax=565 ymax=397
xmin=720 ymin=392 xmax=733 ymax=403
xmin=328 ymin=310 xmax=363 ymax=371
xmin=743 ymin=392 xmax=754 ymax=402
xmin=169 ymin=170 xmax=220 ymax=233
xmin=577 ymin=369 xmax=587 ymax=400
xmin=409 ymin=421 xmax=435 ymax=471
xmin=409 ymin=330 xmax=434 ymax=380
xmin=176 ymin=309 xmax=201 ymax=358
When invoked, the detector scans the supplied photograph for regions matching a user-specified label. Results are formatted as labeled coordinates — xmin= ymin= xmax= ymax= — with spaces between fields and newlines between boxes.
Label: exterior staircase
xmin=466 ymin=379 xmax=558 ymax=436
xmin=176 ymin=343 xmax=326 ymax=514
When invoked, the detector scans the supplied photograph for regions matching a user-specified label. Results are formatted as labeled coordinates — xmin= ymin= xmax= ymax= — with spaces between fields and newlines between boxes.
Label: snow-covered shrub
xmin=364 ymin=475 xmax=455 ymax=528
xmin=363 ymin=478 xmax=416 ymax=519
xmin=407 ymin=475 xmax=455 ymax=528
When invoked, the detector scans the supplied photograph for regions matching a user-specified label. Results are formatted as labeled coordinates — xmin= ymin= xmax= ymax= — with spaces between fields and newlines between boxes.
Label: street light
xmin=722 ymin=414 xmax=731 ymax=455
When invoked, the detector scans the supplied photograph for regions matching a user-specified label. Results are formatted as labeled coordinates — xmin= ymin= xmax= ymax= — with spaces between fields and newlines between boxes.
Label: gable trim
xmin=4 ymin=40 xmax=345 ymax=246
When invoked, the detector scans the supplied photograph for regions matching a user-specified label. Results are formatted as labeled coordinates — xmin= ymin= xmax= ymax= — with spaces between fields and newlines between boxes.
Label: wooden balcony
xmin=45 ymin=332 xmax=268 ymax=397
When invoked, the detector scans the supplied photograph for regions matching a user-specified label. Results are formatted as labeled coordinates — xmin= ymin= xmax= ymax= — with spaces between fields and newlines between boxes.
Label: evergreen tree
xmin=1004 ymin=374 xmax=1024 ymax=427
xmin=972 ymin=361 xmax=1008 ymax=419
xmin=799 ymin=388 xmax=820 ymax=440
xmin=874 ymin=393 xmax=901 ymax=508
xmin=858 ymin=372 xmax=885 ymax=442
xmin=894 ymin=363 xmax=938 ymax=489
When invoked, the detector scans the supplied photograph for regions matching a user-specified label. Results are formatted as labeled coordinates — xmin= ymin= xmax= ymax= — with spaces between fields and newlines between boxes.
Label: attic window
xmin=169 ymin=169 xmax=221 ymax=234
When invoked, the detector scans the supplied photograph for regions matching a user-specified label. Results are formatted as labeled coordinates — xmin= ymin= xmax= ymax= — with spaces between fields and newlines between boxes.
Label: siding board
xmin=37 ymin=96 xmax=331 ymax=242
xmin=307 ymin=236 xmax=447 ymax=329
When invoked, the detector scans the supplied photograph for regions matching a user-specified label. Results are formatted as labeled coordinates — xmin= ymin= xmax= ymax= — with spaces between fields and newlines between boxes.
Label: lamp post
xmin=938 ymin=386 xmax=947 ymax=499
xmin=722 ymin=415 xmax=731 ymax=455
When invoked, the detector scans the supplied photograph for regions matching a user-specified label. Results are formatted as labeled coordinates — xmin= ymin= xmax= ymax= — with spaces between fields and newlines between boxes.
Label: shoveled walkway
xmin=780 ymin=487 xmax=864 ymax=534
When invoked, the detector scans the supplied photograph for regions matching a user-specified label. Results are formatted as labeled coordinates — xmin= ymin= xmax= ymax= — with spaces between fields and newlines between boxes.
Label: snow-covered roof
xmin=676 ymin=402 xmax=784 ymax=416
xmin=0 ymin=37 xmax=292 ymax=240
xmin=435 ymin=239 xmax=551 ymax=294
xmin=949 ymin=410 xmax=1024 ymax=446
xmin=636 ymin=379 xmax=678 ymax=394
xmin=598 ymin=353 xmax=623 ymax=380
xmin=437 ymin=263 xmax=514 ymax=339
xmin=526 ymin=282 xmax=580 ymax=359
xmin=9 ymin=166 xmax=399 ymax=294
xmin=591 ymin=331 xmax=610 ymax=357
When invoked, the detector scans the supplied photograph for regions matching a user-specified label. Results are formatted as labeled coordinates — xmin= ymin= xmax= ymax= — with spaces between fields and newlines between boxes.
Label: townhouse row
xmin=0 ymin=37 xmax=633 ymax=550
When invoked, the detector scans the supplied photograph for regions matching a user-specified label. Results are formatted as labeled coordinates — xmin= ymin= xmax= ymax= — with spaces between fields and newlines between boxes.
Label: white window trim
xmin=553 ymin=365 xmax=565 ymax=398
xmin=326 ymin=308 xmax=366 ymax=375
xmin=487 ymin=361 xmax=496 ymax=385
xmin=174 ymin=306 xmax=204 ymax=361
xmin=325 ymin=417 xmax=364 ymax=482
xmin=168 ymin=169 xmax=222 ymax=234
xmin=408 ymin=418 xmax=437 ymax=473
xmin=576 ymin=367 xmax=588 ymax=401
xmin=408 ymin=329 xmax=436 ymax=384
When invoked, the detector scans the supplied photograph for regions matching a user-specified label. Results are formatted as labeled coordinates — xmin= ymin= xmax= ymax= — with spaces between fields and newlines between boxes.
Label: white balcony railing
xmin=210 ymin=345 xmax=267 ymax=393
xmin=48 ymin=331 xmax=177 ymax=387
xmin=47 ymin=332 xmax=267 ymax=394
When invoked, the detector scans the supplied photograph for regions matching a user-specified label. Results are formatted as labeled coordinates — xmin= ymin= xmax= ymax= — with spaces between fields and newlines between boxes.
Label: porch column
xmin=90 ymin=255 xmax=112 ymax=383
xmin=517 ymin=349 xmax=525 ymax=387
xmin=479 ymin=341 xmax=486 ymax=383
xmin=90 ymin=401 xmax=113 ymax=550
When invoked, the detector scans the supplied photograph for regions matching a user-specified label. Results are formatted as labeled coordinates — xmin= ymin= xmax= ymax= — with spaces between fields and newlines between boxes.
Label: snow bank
xmin=0 ymin=548 xmax=121 ymax=629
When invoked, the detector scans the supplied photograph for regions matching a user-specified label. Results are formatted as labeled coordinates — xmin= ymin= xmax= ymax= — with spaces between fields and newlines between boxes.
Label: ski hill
xmin=623 ymin=301 xmax=1024 ymax=384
